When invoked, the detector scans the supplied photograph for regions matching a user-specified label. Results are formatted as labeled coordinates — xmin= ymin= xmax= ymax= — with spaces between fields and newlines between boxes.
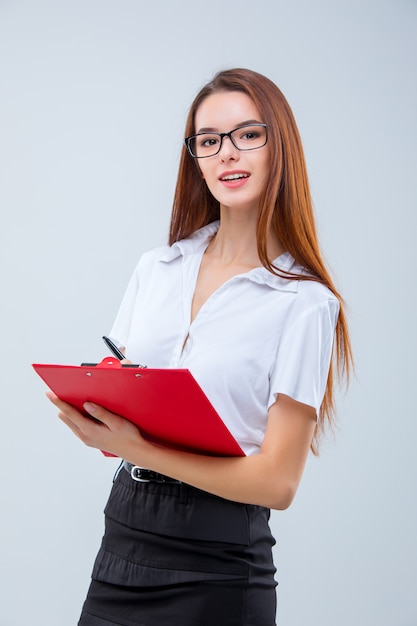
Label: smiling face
xmin=193 ymin=91 xmax=270 ymax=215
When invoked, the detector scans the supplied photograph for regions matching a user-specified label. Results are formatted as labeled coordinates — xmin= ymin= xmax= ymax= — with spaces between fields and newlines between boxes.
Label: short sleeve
xmin=108 ymin=261 xmax=141 ymax=349
xmin=268 ymin=297 xmax=340 ymax=413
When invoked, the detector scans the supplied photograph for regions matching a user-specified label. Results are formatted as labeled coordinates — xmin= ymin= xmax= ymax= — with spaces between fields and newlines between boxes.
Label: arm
xmin=47 ymin=391 xmax=316 ymax=510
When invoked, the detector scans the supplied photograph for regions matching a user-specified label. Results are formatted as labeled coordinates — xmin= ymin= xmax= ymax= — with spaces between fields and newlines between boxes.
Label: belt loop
xmin=113 ymin=460 xmax=124 ymax=483
xmin=178 ymin=482 xmax=189 ymax=505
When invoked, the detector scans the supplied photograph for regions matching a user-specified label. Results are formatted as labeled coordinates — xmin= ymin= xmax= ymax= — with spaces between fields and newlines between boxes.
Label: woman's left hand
xmin=46 ymin=392 xmax=147 ymax=459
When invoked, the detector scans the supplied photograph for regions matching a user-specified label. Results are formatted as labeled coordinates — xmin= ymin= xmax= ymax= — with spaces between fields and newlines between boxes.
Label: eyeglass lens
xmin=187 ymin=124 xmax=267 ymax=158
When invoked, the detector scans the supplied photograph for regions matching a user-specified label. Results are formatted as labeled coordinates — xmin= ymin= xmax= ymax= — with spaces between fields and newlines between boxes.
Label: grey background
xmin=1 ymin=1 xmax=416 ymax=624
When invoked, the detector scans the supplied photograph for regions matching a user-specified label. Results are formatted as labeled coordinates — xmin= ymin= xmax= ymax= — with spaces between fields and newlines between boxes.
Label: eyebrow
xmin=196 ymin=119 xmax=263 ymax=134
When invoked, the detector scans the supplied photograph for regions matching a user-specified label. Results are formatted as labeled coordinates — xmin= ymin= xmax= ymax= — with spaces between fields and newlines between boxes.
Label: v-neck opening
xmin=178 ymin=236 xmax=294 ymax=359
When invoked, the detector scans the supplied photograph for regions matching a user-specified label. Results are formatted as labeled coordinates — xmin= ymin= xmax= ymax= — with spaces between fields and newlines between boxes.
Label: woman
xmin=48 ymin=68 xmax=352 ymax=625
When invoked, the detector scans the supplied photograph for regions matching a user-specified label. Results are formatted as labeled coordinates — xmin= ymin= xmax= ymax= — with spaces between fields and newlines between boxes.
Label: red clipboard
xmin=33 ymin=358 xmax=245 ymax=457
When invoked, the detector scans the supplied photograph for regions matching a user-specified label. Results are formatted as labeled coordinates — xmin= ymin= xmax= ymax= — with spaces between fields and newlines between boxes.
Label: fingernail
xmin=84 ymin=402 xmax=96 ymax=413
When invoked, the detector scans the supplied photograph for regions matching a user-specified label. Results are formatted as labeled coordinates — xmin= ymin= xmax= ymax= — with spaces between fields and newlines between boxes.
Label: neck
xmin=207 ymin=207 xmax=284 ymax=268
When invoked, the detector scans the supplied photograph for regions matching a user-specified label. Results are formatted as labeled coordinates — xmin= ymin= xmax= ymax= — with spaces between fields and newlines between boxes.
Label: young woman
xmin=48 ymin=68 xmax=352 ymax=625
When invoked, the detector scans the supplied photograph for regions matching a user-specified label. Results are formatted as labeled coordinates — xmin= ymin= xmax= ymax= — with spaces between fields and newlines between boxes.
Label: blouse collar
xmin=159 ymin=221 xmax=299 ymax=293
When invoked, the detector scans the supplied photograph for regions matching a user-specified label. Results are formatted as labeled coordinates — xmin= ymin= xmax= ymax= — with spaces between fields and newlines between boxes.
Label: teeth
xmin=221 ymin=173 xmax=249 ymax=181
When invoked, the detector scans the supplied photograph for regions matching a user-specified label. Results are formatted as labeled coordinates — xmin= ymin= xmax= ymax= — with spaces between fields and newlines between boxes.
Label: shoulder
xmin=294 ymin=278 xmax=340 ymax=319
xmin=276 ymin=257 xmax=340 ymax=325
xmin=273 ymin=254 xmax=340 ymax=311
xmin=140 ymin=245 xmax=171 ymax=265
xmin=288 ymin=279 xmax=340 ymax=334
xmin=129 ymin=245 xmax=171 ymax=278
xmin=296 ymin=277 xmax=339 ymax=308
xmin=133 ymin=222 xmax=221 ymax=274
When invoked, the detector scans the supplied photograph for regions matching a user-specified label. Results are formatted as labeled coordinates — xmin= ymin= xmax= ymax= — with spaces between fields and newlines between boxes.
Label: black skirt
xmin=78 ymin=464 xmax=278 ymax=626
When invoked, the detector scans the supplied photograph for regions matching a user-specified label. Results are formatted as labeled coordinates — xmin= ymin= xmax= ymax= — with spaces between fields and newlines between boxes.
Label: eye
xmin=199 ymin=135 xmax=220 ymax=148
xmin=240 ymin=129 xmax=262 ymax=141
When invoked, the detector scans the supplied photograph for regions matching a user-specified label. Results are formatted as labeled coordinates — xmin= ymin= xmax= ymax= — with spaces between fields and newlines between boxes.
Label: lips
xmin=219 ymin=170 xmax=250 ymax=181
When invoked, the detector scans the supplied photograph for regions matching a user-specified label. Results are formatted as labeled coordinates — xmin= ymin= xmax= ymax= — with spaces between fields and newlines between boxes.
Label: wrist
xmin=123 ymin=437 xmax=157 ymax=469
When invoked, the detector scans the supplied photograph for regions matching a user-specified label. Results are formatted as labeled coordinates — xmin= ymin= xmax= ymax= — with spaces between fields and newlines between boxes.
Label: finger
xmin=46 ymin=392 xmax=102 ymax=439
xmin=46 ymin=390 xmax=58 ymax=403
xmin=47 ymin=392 xmax=118 ymax=431
xmin=46 ymin=391 xmax=88 ymax=423
xmin=56 ymin=408 xmax=85 ymax=438
xmin=46 ymin=391 xmax=87 ymax=432
xmin=46 ymin=391 xmax=74 ymax=413
xmin=82 ymin=402 xmax=124 ymax=429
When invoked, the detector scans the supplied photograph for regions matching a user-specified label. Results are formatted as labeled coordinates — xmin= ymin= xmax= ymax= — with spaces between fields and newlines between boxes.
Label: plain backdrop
xmin=1 ymin=1 xmax=416 ymax=624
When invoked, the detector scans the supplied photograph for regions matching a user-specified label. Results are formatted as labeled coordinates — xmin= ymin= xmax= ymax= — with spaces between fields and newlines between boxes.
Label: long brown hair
xmin=169 ymin=68 xmax=352 ymax=453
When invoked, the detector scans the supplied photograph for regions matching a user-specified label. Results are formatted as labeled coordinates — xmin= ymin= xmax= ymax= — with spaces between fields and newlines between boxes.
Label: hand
xmin=46 ymin=392 xmax=147 ymax=459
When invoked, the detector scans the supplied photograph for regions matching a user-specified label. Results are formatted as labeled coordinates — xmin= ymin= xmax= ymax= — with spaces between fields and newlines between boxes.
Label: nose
xmin=219 ymin=135 xmax=240 ymax=162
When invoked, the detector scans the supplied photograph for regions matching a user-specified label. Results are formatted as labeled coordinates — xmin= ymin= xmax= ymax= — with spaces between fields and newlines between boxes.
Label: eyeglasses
xmin=184 ymin=123 xmax=268 ymax=158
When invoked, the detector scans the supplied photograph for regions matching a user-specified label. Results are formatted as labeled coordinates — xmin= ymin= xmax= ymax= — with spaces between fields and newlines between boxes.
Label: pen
xmin=102 ymin=335 xmax=147 ymax=368
xmin=102 ymin=335 xmax=126 ymax=361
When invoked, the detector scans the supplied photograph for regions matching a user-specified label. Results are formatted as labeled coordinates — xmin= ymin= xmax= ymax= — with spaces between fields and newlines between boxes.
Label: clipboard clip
xmin=80 ymin=358 xmax=146 ymax=369
xmin=96 ymin=357 xmax=122 ymax=369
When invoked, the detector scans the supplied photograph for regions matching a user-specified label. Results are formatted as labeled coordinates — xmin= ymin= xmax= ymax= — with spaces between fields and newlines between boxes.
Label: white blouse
xmin=110 ymin=221 xmax=339 ymax=456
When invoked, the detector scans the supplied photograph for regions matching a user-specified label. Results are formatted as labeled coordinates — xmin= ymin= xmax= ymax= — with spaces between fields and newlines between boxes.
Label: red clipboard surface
xmin=33 ymin=359 xmax=244 ymax=457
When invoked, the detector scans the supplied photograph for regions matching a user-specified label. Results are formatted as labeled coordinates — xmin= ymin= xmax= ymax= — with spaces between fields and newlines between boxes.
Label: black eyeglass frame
xmin=184 ymin=123 xmax=268 ymax=158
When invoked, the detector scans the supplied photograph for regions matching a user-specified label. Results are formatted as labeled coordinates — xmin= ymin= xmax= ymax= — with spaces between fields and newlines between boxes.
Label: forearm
xmin=123 ymin=396 xmax=315 ymax=510
xmin=124 ymin=440 xmax=297 ymax=510
xmin=47 ymin=392 xmax=314 ymax=510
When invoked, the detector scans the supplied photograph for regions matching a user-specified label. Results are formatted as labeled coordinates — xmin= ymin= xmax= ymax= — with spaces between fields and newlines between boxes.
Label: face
xmin=193 ymin=91 xmax=270 ymax=214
